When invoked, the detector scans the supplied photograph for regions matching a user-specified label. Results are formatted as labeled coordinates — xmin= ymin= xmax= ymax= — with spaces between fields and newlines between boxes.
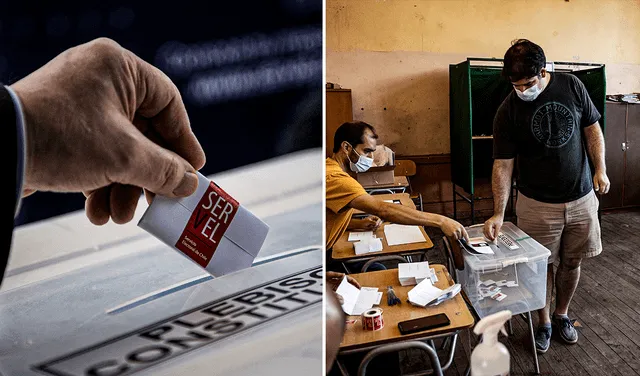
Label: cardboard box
xmin=356 ymin=165 xmax=396 ymax=186
xmin=356 ymin=147 xmax=396 ymax=186
xmin=138 ymin=172 xmax=269 ymax=276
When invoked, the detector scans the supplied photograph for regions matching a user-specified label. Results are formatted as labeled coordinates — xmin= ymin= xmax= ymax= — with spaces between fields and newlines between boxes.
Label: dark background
xmin=0 ymin=0 xmax=322 ymax=225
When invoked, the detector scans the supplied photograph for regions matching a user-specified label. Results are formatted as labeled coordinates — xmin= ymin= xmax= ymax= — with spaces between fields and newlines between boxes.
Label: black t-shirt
xmin=493 ymin=73 xmax=601 ymax=203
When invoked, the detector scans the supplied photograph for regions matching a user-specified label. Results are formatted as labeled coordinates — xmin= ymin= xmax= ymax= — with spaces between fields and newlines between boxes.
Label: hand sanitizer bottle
xmin=471 ymin=310 xmax=512 ymax=376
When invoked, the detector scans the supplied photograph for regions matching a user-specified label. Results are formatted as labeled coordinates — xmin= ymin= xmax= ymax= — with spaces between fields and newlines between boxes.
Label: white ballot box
xmin=0 ymin=149 xmax=323 ymax=376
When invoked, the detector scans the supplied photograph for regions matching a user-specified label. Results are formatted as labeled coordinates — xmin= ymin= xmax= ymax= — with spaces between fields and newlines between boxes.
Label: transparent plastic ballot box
xmin=456 ymin=222 xmax=551 ymax=318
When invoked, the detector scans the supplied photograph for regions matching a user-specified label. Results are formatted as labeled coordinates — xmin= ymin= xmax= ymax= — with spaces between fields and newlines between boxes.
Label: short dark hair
xmin=502 ymin=39 xmax=546 ymax=81
xmin=333 ymin=121 xmax=378 ymax=153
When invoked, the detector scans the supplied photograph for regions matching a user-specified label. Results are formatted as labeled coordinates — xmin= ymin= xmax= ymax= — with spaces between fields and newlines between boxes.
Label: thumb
xmin=594 ymin=178 xmax=600 ymax=192
xmin=118 ymin=135 xmax=199 ymax=197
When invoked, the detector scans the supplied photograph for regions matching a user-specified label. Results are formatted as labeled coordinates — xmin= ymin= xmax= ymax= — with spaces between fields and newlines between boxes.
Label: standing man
xmin=484 ymin=40 xmax=609 ymax=353
xmin=326 ymin=121 xmax=468 ymax=260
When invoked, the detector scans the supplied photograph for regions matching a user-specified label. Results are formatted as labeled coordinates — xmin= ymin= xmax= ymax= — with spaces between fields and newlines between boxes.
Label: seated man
xmin=326 ymin=121 xmax=469 ymax=268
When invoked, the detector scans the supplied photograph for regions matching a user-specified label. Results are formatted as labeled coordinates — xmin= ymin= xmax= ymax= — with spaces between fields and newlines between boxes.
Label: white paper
xmin=468 ymin=237 xmax=494 ymax=255
xmin=407 ymin=278 xmax=443 ymax=307
xmin=335 ymin=277 xmax=380 ymax=315
xmin=384 ymin=224 xmax=426 ymax=246
xmin=374 ymin=292 xmax=383 ymax=305
xmin=430 ymin=268 xmax=438 ymax=283
xmin=348 ymin=231 xmax=374 ymax=242
xmin=398 ymin=262 xmax=430 ymax=286
xmin=354 ymin=238 xmax=383 ymax=255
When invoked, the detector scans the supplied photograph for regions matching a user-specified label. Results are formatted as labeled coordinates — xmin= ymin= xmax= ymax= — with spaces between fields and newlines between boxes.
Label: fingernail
xmin=173 ymin=172 xmax=198 ymax=196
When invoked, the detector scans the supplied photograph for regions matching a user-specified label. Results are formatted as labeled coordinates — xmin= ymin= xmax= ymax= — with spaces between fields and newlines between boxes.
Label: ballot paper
xmin=138 ymin=171 xmax=269 ymax=277
xmin=408 ymin=279 xmax=461 ymax=307
xmin=428 ymin=284 xmax=461 ymax=306
xmin=467 ymin=237 xmax=494 ymax=255
xmin=398 ymin=261 xmax=431 ymax=286
xmin=384 ymin=224 xmax=426 ymax=246
xmin=354 ymin=237 xmax=383 ymax=255
xmin=336 ymin=277 xmax=381 ymax=315
xmin=407 ymin=279 xmax=443 ymax=307
xmin=361 ymin=287 xmax=384 ymax=305
xmin=348 ymin=231 xmax=375 ymax=242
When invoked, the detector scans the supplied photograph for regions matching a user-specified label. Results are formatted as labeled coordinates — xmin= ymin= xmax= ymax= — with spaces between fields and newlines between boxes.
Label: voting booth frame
xmin=449 ymin=58 xmax=606 ymax=224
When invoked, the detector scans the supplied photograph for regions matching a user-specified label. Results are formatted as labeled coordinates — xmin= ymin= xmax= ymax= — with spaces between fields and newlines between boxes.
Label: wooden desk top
xmin=339 ymin=265 xmax=475 ymax=352
xmin=331 ymin=223 xmax=434 ymax=261
xmin=352 ymin=193 xmax=415 ymax=216
xmin=362 ymin=176 xmax=409 ymax=190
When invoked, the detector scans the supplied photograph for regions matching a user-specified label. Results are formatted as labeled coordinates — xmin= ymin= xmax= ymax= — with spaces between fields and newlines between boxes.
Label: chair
xmin=394 ymin=159 xmax=423 ymax=211
xmin=360 ymin=255 xmax=408 ymax=272
xmin=357 ymin=341 xmax=444 ymax=376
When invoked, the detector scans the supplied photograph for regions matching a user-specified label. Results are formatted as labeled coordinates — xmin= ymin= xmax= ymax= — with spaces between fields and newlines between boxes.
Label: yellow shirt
xmin=326 ymin=158 xmax=368 ymax=250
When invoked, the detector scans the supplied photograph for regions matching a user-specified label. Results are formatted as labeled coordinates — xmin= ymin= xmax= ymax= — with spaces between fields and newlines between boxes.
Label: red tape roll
xmin=362 ymin=308 xmax=384 ymax=331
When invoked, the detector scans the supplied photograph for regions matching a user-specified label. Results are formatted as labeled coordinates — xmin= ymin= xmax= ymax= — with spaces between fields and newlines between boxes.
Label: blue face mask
xmin=348 ymin=146 xmax=373 ymax=173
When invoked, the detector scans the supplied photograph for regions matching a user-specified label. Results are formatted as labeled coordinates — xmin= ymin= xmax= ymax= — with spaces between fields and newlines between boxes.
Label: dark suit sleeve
xmin=0 ymin=84 xmax=19 ymax=286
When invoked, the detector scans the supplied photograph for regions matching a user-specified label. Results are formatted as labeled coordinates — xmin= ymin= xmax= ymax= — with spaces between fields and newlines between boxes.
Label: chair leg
xmin=527 ymin=311 xmax=541 ymax=375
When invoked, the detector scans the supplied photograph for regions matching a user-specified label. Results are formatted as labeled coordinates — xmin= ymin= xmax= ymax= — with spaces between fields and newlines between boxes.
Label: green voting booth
xmin=449 ymin=58 xmax=606 ymax=223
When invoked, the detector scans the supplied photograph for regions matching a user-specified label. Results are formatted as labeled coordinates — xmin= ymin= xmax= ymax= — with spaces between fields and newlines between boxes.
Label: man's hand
xmin=484 ymin=214 xmax=504 ymax=241
xmin=326 ymin=271 xmax=361 ymax=291
xmin=593 ymin=170 xmax=610 ymax=195
xmin=439 ymin=216 xmax=470 ymax=242
xmin=361 ymin=216 xmax=382 ymax=231
xmin=11 ymin=38 xmax=206 ymax=225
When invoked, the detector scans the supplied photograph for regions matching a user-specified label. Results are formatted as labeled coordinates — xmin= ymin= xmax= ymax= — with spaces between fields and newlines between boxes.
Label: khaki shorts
xmin=516 ymin=190 xmax=602 ymax=264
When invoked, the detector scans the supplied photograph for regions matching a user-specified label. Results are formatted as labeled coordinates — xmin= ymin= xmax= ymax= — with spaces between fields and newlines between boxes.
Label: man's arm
xmin=584 ymin=122 xmax=610 ymax=194
xmin=483 ymin=158 xmax=514 ymax=240
xmin=349 ymin=194 xmax=469 ymax=241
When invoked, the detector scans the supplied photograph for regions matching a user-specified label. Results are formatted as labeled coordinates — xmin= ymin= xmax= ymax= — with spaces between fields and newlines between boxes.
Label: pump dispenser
xmin=471 ymin=310 xmax=512 ymax=376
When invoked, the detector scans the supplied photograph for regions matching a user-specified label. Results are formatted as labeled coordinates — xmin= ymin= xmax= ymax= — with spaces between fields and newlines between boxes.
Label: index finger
xmin=133 ymin=53 xmax=206 ymax=170
xmin=347 ymin=276 xmax=361 ymax=289
xmin=461 ymin=227 xmax=470 ymax=243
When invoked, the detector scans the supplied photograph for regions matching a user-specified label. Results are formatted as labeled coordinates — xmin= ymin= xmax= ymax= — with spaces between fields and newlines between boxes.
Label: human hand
xmin=439 ymin=216 xmax=469 ymax=242
xmin=483 ymin=214 xmax=504 ymax=241
xmin=326 ymin=271 xmax=361 ymax=291
xmin=593 ymin=170 xmax=610 ymax=195
xmin=362 ymin=216 xmax=382 ymax=231
xmin=11 ymin=38 xmax=205 ymax=225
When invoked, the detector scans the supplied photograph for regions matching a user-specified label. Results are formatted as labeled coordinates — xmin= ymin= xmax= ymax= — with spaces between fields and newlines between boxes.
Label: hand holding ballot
xmin=11 ymin=38 xmax=206 ymax=225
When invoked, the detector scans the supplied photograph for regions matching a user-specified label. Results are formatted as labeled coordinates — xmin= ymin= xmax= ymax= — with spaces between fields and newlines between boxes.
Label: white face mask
xmin=516 ymin=81 xmax=542 ymax=102
xmin=348 ymin=147 xmax=374 ymax=173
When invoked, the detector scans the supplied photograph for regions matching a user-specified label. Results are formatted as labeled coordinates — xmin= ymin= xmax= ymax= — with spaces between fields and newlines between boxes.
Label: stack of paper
xmin=347 ymin=231 xmax=383 ymax=255
xmin=335 ymin=276 xmax=383 ymax=315
xmin=398 ymin=262 xmax=430 ymax=286
xmin=407 ymin=279 xmax=461 ymax=307
xmin=348 ymin=231 xmax=374 ymax=242
xmin=384 ymin=224 xmax=426 ymax=246
xmin=354 ymin=238 xmax=383 ymax=255
xmin=407 ymin=279 xmax=443 ymax=307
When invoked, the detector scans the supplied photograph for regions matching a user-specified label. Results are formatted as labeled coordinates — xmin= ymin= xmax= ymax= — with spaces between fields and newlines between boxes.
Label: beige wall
xmin=327 ymin=0 xmax=640 ymax=155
